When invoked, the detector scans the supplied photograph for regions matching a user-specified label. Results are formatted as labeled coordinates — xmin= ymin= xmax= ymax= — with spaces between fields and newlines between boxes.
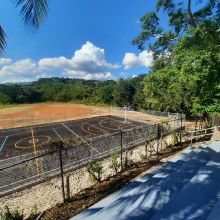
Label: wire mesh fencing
xmin=0 ymin=115 xmax=185 ymax=196
xmin=110 ymin=106 xmax=185 ymax=119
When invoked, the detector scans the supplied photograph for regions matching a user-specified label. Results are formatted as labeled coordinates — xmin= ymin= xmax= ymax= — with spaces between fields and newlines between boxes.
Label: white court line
xmin=52 ymin=128 xmax=64 ymax=142
xmin=0 ymin=117 xmax=95 ymax=134
xmin=0 ymin=116 xmax=125 ymax=137
xmin=99 ymin=117 xmax=132 ymax=131
xmin=0 ymin=136 xmax=8 ymax=153
xmin=62 ymin=123 xmax=100 ymax=154
xmin=99 ymin=119 xmax=121 ymax=131
xmin=105 ymin=115 xmax=133 ymax=125
xmin=90 ymin=124 xmax=108 ymax=134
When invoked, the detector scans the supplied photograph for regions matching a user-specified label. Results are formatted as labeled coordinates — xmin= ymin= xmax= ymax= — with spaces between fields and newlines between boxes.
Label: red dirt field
xmin=0 ymin=103 xmax=167 ymax=129
xmin=0 ymin=103 xmax=102 ymax=129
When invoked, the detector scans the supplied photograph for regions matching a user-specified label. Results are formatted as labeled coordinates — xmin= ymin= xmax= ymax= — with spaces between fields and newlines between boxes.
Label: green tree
xmin=0 ymin=77 xmax=149 ymax=108
xmin=132 ymin=0 xmax=220 ymax=116
xmin=142 ymin=22 xmax=220 ymax=115
xmin=0 ymin=92 xmax=10 ymax=104
xmin=113 ymin=79 xmax=135 ymax=107
xmin=128 ymin=75 xmax=145 ymax=109
xmin=133 ymin=83 xmax=146 ymax=110
xmin=132 ymin=0 xmax=220 ymax=58
xmin=0 ymin=0 xmax=48 ymax=54
xmin=55 ymin=88 xmax=72 ymax=102
xmin=96 ymin=80 xmax=116 ymax=104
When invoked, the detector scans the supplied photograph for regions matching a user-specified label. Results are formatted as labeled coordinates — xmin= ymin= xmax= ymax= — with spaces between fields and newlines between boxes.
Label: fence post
xmin=157 ymin=124 xmax=161 ymax=160
xmin=90 ymin=140 xmax=93 ymax=159
xmin=190 ymin=132 xmax=193 ymax=147
xmin=160 ymin=123 xmax=163 ymax=150
xmin=59 ymin=143 xmax=66 ymax=203
xmin=120 ymin=130 xmax=123 ymax=171
xmin=180 ymin=115 xmax=183 ymax=144
xmin=66 ymin=175 xmax=70 ymax=200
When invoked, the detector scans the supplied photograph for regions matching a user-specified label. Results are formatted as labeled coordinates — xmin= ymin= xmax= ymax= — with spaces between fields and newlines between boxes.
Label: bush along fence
xmin=0 ymin=115 xmax=185 ymax=214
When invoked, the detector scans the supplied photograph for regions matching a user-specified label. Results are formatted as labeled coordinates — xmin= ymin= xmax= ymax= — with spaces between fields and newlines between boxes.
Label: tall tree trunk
xmin=187 ymin=0 xmax=197 ymax=27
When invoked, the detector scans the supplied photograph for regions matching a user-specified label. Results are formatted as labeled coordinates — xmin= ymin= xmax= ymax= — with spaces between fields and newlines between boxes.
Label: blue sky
xmin=0 ymin=0 xmax=160 ymax=82
xmin=0 ymin=0 xmax=159 ymax=82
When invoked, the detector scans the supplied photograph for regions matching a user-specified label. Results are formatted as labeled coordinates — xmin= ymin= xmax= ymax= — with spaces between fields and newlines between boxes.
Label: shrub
xmin=146 ymin=141 xmax=156 ymax=156
xmin=109 ymin=150 xmax=120 ymax=173
xmin=123 ymin=151 xmax=134 ymax=169
xmin=1 ymin=206 xmax=24 ymax=220
xmin=140 ymin=153 xmax=148 ymax=161
xmin=86 ymin=161 xmax=103 ymax=182
xmin=28 ymin=205 xmax=38 ymax=220
xmin=162 ymin=140 xmax=169 ymax=149
xmin=172 ymin=132 xmax=181 ymax=145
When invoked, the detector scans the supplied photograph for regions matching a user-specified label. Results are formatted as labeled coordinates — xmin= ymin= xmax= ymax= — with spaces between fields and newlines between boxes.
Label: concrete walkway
xmin=71 ymin=141 xmax=220 ymax=220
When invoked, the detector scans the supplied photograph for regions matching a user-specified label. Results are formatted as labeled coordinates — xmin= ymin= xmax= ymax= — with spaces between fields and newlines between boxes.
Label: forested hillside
xmin=0 ymin=76 xmax=145 ymax=108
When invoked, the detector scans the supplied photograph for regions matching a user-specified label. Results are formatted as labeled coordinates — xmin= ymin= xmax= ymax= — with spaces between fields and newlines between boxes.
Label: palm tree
xmin=0 ymin=0 xmax=48 ymax=54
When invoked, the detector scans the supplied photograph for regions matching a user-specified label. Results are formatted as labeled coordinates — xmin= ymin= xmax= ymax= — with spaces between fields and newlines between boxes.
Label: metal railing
xmin=110 ymin=106 xmax=185 ymax=119
xmin=0 ymin=116 xmax=184 ymax=198
xmin=187 ymin=126 xmax=219 ymax=146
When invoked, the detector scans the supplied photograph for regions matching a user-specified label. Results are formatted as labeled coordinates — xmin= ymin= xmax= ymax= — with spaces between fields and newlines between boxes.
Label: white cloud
xmin=0 ymin=42 xmax=119 ymax=83
xmin=0 ymin=59 xmax=52 ymax=83
xmin=122 ymin=50 xmax=153 ymax=69
xmin=0 ymin=58 xmax=12 ymax=65
xmin=39 ymin=41 xmax=119 ymax=80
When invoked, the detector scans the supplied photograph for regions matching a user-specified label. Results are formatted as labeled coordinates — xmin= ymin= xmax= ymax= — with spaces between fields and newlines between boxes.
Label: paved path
xmin=71 ymin=141 xmax=220 ymax=220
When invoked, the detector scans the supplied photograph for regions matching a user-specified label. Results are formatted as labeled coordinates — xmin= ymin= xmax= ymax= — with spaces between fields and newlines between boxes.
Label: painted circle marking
xmin=15 ymin=135 xmax=50 ymax=149
xmin=99 ymin=119 xmax=130 ymax=131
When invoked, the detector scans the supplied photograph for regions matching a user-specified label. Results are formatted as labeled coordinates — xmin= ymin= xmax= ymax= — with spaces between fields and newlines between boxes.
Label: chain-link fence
xmin=0 ymin=116 xmax=185 ymax=197
xmin=110 ymin=106 xmax=185 ymax=119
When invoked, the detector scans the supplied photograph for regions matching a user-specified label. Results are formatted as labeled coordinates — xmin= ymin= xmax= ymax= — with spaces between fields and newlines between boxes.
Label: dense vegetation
xmin=132 ymin=0 xmax=220 ymax=115
xmin=0 ymin=76 xmax=145 ymax=108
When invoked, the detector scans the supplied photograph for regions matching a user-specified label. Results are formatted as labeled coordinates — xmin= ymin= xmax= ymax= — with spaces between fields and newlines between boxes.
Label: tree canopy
xmin=132 ymin=0 xmax=220 ymax=58
xmin=132 ymin=0 xmax=220 ymax=116
xmin=0 ymin=76 xmax=145 ymax=109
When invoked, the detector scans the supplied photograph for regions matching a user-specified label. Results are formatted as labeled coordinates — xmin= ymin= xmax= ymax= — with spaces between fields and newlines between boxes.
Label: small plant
xmin=123 ymin=151 xmax=134 ymax=169
xmin=161 ymin=120 xmax=170 ymax=131
xmin=123 ymin=151 xmax=129 ymax=170
xmin=161 ymin=119 xmax=169 ymax=126
xmin=86 ymin=161 xmax=103 ymax=183
xmin=162 ymin=140 xmax=169 ymax=149
xmin=172 ymin=132 xmax=181 ymax=145
xmin=140 ymin=153 xmax=148 ymax=161
xmin=1 ymin=206 xmax=24 ymax=220
xmin=28 ymin=205 xmax=38 ymax=220
xmin=109 ymin=150 xmax=120 ymax=174
xmin=147 ymin=141 xmax=156 ymax=156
